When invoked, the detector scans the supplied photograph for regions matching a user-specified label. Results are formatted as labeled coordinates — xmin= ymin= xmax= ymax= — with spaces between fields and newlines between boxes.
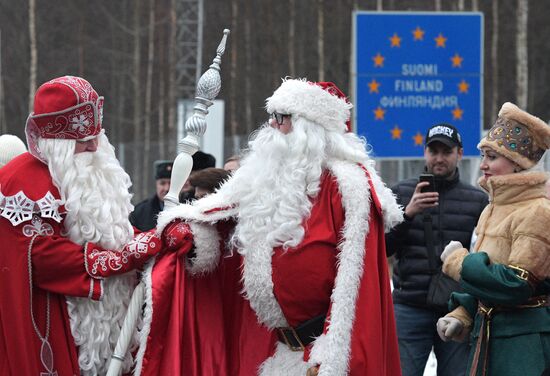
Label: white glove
xmin=440 ymin=241 xmax=463 ymax=262
xmin=436 ymin=317 xmax=464 ymax=342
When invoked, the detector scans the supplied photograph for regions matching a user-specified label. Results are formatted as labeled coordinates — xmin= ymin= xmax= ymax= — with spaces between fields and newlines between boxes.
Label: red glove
xmin=162 ymin=220 xmax=193 ymax=253
xmin=85 ymin=230 xmax=163 ymax=278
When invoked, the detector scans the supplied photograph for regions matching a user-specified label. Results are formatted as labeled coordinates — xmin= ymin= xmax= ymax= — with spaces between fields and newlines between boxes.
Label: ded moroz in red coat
xmin=135 ymin=160 xmax=403 ymax=376
xmin=0 ymin=153 xmax=162 ymax=375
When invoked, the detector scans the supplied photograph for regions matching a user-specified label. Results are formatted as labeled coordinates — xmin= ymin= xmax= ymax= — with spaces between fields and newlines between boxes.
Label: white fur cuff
xmin=185 ymin=222 xmax=222 ymax=275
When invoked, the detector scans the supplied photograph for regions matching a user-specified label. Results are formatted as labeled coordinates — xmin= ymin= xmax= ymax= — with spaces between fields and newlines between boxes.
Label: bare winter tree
xmin=229 ymin=0 xmax=238 ymax=141
xmin=132 ymin=0 xmax=143 ymax=196
xmin=28 ymin=0 xmax=37 ymax=112
xmin=317 ymin=0 xmax=324 ymax=81
xmin=516 ymin=0 xmax=528 ymax=109
xmin=142 ymin=0 xmax=156 ymax=195
xmin=288 ymin=0 xmax=296 ymax=77
xmin=244 ymin=2 xmax=253 ymax=135
xmin=157 ymin=18 xmax=166 ymax=161
xmin=490 ymin=0 xmax=499 ymax=124
xmin=167 ymin=0 xmax=177 ymax=158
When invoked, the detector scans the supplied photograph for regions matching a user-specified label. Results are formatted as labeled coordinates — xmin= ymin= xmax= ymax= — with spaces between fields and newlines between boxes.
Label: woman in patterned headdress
xmin=435 ymin=102 xmax=550 ymax=376
xmin=437 ymin=103 xmax=550 ymax=376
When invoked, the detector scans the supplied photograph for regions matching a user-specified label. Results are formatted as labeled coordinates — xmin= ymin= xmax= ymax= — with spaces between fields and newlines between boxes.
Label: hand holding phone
xmin=404 ymin=173 xmax=439 ymax=218
xmin=419 ymin=173 xmax=435 ymax=193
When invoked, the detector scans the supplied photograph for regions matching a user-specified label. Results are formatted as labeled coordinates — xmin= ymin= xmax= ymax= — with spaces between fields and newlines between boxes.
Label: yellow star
xmin=451 ymin=53 xmax=463 ymax=68
xmin=412 ymin=26 xmax=425 ymax=41
xmin=413 ymin=132 xmax=424 ymax=146
xmin=434 ymin=33 xmax=447 ymax=48
xmin=373 ymin=106 xmax=386 ymax=120
xmin=389 ymin=33 xmax=402 ymax=47
xmin=368 ymin=79 xmax=381 ymax=93
xmin=390 ymin=125 xmax=403 ymax=140
xmin=372 ymin=53 xmax=385 ymax=67
xmin=452 ymin=107 xmax=464 ymax=120
xmin=458 ymin=79 xmax=469 ymax=93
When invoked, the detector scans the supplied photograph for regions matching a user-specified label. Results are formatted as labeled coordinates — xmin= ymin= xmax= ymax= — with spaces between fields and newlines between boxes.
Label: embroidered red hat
xmin=25 ymin=76 xmax=104 ymax=160
xmin=266 ymin=78 xmax=353 ymax=133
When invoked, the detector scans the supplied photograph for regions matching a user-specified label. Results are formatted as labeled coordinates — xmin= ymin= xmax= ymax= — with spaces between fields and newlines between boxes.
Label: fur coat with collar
xmin=441 ymin=171 xmax=550 ymax=376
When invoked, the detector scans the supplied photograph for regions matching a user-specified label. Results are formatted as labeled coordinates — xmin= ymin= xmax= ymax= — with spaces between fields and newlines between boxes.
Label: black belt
xmin=276 ymin=314 xmax=326 ymax=351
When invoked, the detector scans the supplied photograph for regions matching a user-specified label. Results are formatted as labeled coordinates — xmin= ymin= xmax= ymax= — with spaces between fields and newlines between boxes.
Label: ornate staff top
xmin=163 ymin=29 xmax=230 ymax=209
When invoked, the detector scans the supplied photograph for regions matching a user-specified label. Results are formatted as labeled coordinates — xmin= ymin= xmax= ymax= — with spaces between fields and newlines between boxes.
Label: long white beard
xmin=215 ymin=117 xmax=371 ymax=255
xmin=218 ymin=119 xmax=327 ymax=253
xmin=39 ymin=133 xmax=137 ymax=375
xmin=40 ymin=133 xmax=134 ymax=250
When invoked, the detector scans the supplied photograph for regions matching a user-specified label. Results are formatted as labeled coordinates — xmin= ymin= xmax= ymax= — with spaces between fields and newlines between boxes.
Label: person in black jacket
xmin=386 ymin=123 xmax=488 ymax=376
xmin=130 ymin=160 xmax=173 ymax=231
xmin=131 ymin=152 xmax=217 ymax=231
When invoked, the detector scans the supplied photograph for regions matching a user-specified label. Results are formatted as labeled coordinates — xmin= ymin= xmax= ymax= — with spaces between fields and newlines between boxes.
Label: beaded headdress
xmin=478 ymin=102 xmax=550 ymax=169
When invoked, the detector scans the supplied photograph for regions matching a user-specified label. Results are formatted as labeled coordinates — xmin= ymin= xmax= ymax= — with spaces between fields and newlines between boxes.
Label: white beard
xmin=218 ymin=119 xmax=328 ymax=253
xmin=39 ymin=133 xmax=137 ymax=375
xmin=217 ymin=117 xmax=371 ymax=254
xmin=40 ymin=133 xmax=134 ymax=250
xmin=205 ymin=118 xmax=372 ymax=328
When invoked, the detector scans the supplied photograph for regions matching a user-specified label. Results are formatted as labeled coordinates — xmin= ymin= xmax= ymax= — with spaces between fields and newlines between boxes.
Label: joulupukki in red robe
xmin=135 ymin=160 xmax=403 ymax=376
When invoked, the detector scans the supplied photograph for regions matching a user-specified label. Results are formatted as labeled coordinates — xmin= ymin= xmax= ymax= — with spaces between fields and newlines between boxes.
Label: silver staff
xmin=164 ymin=29 xmax=230 ymax=208
xmin=106 ymin=29 xmax=230 ymax=376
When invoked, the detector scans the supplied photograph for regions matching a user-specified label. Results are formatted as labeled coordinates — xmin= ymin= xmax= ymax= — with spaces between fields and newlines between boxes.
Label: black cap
xmin=425 ymin=123 xmax=462 ymax=148
xmin=154 ymin=160 xmax=173 ymax=179
xmin=192 ymin=151 xmax=216 ymax=171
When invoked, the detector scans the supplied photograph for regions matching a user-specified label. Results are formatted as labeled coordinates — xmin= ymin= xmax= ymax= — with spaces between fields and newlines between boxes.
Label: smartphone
xmin=419 ymin=173 xmax=435 ymax=193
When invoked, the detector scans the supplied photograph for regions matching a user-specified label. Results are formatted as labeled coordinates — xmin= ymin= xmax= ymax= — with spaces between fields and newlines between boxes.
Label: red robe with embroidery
xmin=0 ymin=153 xmax=162 ymax=376
xmin=137 ymin=162 xmax=402 ymax=376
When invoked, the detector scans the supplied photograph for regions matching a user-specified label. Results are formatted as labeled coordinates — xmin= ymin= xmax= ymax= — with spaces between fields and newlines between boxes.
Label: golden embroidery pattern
xmin=487 ymin=117 xmax=544 ymax=162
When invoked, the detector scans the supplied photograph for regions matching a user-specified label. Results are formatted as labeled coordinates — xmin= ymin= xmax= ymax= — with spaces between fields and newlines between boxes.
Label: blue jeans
xmin=394 ymin=303 xmax=470 ymax=376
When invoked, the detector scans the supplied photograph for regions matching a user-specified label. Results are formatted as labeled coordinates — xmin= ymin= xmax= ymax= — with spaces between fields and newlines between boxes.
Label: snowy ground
xmin=423 ymin=350 xmax=437 ymax=376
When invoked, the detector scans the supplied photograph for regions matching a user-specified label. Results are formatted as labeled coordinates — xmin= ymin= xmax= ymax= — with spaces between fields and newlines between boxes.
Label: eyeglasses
xmin=270 ymin=112 xmax=290 ymax=125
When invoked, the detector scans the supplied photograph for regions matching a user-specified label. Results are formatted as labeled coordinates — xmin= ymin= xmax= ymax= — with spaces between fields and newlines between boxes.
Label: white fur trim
xmin=241 ymin=240 xmax=288 ymax=328
xmin=133 ymin=258 xmax=155 ymax=376
xmin=256 ymin=161 xmax=381 ymax=375
xmin=265 ymin=79 xmax=352 ymax=133
xmin=185 ymin=222 xmax=222 ymax=275
xmin=156 ymin=195 xmax=238 ymax=234
xmin=155 ymin=203 xmax=195 ymax=233
xmin=308 ymin=334 xmax=330 ymax=365
xmin=155 ymin=199 xmax=228 ymax=276
xmin=364 ymin=162 xmax=404 ymax=231
xmin=258 ymin=342 xmax=311 ymax=376
xmin=309 ymin=161 xmax=371 ymax=375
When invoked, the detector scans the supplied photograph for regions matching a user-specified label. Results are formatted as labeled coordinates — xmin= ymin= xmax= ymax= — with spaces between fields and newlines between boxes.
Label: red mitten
xmin=85 ymin=230 xmax=162 ymax=278
xmin=162 ymin=220 xmax=193 ymax=253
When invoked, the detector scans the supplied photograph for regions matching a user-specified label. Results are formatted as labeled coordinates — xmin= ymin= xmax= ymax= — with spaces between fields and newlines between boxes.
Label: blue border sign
xmin=352 ymin=11 xmax=483 ymax=157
